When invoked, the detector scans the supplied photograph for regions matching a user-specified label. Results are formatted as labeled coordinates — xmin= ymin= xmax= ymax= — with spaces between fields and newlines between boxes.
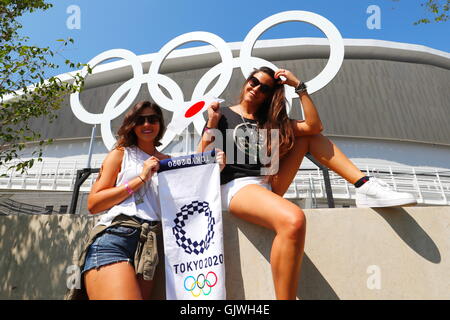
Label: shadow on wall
xmin=227 ymin=206 xmax=442 ymax=300
xmin=0 ymin=214 xmax=167 ymax=300
xmin=0 ymin=213 xmax=340 ymax=300
xmin=373 ymin=207 xmax=441 ymax=264
xmin=0 ymin=206 xmax=443 ymax=299
xmin=227 ymin=214 xmax=339 ymax=300
xmin=0 ymin=215 xmax=95 ymax=299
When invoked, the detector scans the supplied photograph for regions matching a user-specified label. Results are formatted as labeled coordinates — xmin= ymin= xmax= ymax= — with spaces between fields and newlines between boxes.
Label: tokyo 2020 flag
xmin=157 ymin=150 xmax=225 ymax=300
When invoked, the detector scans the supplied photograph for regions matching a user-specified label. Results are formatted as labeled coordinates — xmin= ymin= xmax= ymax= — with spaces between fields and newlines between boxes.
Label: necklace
xmin=135 ymin=183 xmax=146 ymax=205
xmin=237 ymin=105 xmax=256 ymax=130
xmin=236 ymin=106 xmax=261 ymax=162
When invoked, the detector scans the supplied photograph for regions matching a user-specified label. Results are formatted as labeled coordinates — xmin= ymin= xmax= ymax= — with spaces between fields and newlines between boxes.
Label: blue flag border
xmin=158 ymin=150 xmax=216 ymax=173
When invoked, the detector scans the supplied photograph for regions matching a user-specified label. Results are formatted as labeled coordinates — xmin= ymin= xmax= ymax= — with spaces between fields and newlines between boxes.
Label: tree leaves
xmin=414 ymin=0 xmax=449 ymax=24
xmin=390 ymin=0 xmax=449 ymax=24
xmin=0 ymin=0 xmax=90 ymax=174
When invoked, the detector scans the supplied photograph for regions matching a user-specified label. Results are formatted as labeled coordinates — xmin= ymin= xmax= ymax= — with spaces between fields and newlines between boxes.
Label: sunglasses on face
xmin=135 ymin=114 xmax=160 ymax=125
xmin=248 ymin=76 xmax=273 ymax=94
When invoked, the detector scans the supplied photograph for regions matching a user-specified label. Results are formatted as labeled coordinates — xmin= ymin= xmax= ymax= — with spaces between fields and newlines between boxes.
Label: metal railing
xmin=283 ymin=164 xmax=450 ymax=206
xmin=0 ymin=159 xmax=103 ymax=192
xmin=1 ymin=159 xmax=450 ymax=206
xmin=0 ymin=198 xmax=58 ymax=215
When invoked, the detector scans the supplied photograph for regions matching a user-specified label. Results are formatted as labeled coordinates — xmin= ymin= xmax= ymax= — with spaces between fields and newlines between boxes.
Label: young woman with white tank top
xmin=81 ymin=100 xmax=225 ymax=300
xmin=83 ymin=101 xmax=169 ymax=300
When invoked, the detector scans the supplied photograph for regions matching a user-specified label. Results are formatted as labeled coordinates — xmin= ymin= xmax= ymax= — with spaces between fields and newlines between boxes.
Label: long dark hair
xmin=238 ymin=66 xmax=294 ymax=157
xmin=115 ymin=101 xmax=165 ymax=148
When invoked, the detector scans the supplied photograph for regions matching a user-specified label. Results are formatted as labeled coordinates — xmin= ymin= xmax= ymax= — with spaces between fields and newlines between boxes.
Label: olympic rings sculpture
xmin=184 ymin=271 xmax=218 ymax=297
xmin=70 ymin=11 xmax=344 ymax=151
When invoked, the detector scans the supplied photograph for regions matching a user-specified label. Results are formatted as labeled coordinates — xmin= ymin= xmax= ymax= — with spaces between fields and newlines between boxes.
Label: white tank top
xmin=96 ymin=146 xmax=160 ymax=226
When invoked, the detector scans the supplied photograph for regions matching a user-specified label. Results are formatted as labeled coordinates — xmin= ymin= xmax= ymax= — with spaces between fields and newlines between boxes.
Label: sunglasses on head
xmin=248 ymin=76 xmax=273 ymax=94
xmin=135 ymin=114 xmax=160 ymax=125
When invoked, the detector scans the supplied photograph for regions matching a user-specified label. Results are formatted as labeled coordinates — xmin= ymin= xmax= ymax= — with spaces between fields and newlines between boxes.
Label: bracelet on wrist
xmin=295 ymin=81 xmax=307 ymax=94
xmin=138 ymin=175 xmax=145 ymax=183
xmin=202 ymin=126 xmax=211 ymax=134
xmin=123 ymin=182 xmax=134 ymax=195
xmin=203 ymin=125 xmax=216 ymax=135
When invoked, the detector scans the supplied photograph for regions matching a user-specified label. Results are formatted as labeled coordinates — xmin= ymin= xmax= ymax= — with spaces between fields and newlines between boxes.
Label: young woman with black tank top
xmin=198 ymin=67 xmax=416 ymax=299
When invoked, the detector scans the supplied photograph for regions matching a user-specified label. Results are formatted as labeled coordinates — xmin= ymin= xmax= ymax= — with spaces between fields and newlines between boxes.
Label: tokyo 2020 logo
xmin=172 ymin=200 xmax=215 ymax=255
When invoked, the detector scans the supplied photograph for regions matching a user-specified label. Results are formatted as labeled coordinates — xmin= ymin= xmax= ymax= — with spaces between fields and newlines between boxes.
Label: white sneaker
xmin=355 ymin=178 xmax=417 ymax=208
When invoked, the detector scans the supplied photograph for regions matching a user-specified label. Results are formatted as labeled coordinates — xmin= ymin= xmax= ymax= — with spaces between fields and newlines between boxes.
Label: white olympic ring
xmin=70 ymin=10 xmax=344 ymax=151
xmin=148 ymin=31 xmax=233 ymax=112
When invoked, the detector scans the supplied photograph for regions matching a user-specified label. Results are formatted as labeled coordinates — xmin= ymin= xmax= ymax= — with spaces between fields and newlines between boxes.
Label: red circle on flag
xmin=184 ymin=101 xmax=205 ymax=118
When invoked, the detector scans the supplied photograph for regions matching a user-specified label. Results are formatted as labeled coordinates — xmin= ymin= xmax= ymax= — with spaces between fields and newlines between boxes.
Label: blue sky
xmin=19 ymin=0 xmax=449 ymax=76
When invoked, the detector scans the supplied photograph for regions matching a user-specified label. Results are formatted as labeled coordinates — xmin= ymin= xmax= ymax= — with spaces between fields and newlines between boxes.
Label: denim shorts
xmin=82 ymin=224 xmax=141 ymax=274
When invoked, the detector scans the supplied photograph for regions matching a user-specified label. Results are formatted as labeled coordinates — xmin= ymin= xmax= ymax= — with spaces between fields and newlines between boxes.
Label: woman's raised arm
xmin=87 ymin=148 xmax=149 ymax=214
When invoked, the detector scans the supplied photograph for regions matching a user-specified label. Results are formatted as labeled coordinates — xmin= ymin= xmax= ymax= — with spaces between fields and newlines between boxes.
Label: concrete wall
xmin=1 ymin=206 xmax=449 ymax=300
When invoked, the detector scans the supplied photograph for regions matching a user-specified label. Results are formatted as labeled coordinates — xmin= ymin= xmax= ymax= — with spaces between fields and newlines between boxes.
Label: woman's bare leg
xmin=137 ymin=276 xmax=155 ymax=300
xmin=271 ymin=136 xmax=309 ymax=196
xmin=271 ymin=134 xmax=365 ymax=196
xmin=84 ymin=261 xmax=143 ymax=300
xmin=307 ymin=134 xmax=364 ymax=184
xmin=229 ymin=185 xmax=306 ymax=300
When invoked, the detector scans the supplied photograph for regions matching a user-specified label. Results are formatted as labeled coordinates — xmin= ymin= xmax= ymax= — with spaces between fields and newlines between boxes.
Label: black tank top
xmin=214 ymin=107 xmax=265 ymax=185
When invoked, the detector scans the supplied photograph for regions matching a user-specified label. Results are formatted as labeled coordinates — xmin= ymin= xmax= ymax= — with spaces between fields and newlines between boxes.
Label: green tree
xmin=0 ymin=0 xmax=89 ymax=173
xmin=392 ymin=0 xmax=450 ymax=24
xmin=415 ymin=0 xmax=449 ymax=24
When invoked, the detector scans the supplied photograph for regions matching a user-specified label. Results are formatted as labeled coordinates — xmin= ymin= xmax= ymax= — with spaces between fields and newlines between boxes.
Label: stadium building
xmin=1 ymin=37 xmax=449 ymax=214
